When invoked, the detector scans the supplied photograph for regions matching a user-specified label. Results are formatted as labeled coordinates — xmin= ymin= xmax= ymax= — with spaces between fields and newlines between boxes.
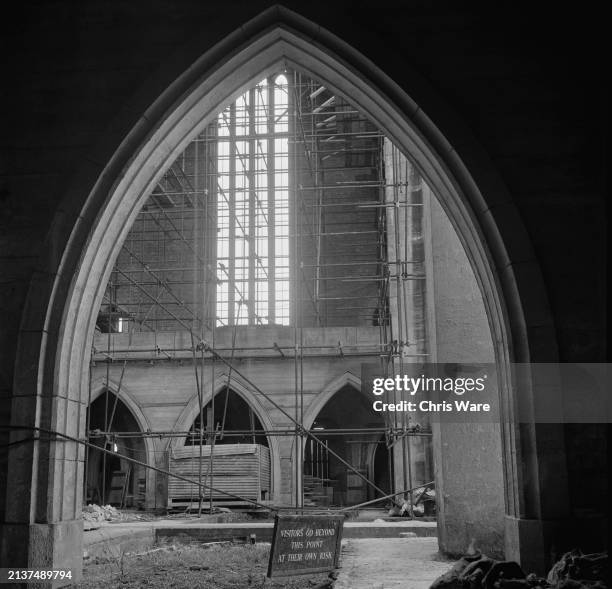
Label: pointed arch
xmin=41 ymin=10 xmax=553 ymax=434
xmin=169 ymin=372 xmax=282 ymax=500
xmin=88 ymin=377 xmax=157 ymax=508
xmin=89 ymin=377 xmax=153 ymax=434
xmin=8 ymin=4 xmax=559 ymax=571
xmin=303 ymin=371 xmax=363 ymax=431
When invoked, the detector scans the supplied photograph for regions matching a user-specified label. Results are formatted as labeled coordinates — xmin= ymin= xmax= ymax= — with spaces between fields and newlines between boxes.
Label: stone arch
xmin=303 ymin=371 xmax=363 ymax=431
xmin=6 ymin=4 xmax=559 ymax=573
xmin=302 ymin=371 xmax=388 ymax=505
xmin=169 ymin=373 xmax=282 ymax=501
xmin=88 ymin=378 xmax=157 ymax=508
xmin=89 ymin=377 xmax=153 ymax=433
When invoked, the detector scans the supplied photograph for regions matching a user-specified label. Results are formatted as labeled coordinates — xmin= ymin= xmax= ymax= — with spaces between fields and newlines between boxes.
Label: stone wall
xmin=91 ymin=326 xmax=383 ymax=506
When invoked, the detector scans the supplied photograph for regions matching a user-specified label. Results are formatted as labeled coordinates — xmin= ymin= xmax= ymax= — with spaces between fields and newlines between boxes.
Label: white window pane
xmin=218 ymin=156 xmax=230 ymax=174
xmin=218 ymin=110 xmax=230 ymax=137
xmin=215 ymin=76 xmax=295 ymax=326
xmin=275 ymin=173 xmax=288 ymax=189
xmin=274 ymin=138 xmax=288 ymax=155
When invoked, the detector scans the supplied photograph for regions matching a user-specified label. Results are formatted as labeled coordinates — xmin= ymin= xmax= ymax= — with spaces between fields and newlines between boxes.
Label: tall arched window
xmin=216 ymin=74 xmax=290 ymax=326
xmin=97 ymin=69 xmax=400 ymax=333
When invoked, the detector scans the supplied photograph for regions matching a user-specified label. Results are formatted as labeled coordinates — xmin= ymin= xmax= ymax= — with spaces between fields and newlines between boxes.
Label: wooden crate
xmin=168 ymin=444 xmax=270 ymax=508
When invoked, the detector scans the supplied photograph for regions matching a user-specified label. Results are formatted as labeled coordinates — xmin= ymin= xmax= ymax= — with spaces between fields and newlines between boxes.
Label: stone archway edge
xmin=5 ymin=4 xmax=558 ymax=576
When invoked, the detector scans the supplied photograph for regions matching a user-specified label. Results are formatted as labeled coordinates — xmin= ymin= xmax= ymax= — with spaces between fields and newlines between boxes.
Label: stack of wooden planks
xmin=168 ymin=443 xmax=271 ymax=508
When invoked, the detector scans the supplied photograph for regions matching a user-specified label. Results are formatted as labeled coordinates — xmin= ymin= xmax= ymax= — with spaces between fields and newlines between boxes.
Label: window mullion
xmin=248 ymin=87 xmax=256 ymax=325
xmin=228 ymin=102 xmax=236 ymax=326
xmin=268 ymin=77 xmax=276 ymax=325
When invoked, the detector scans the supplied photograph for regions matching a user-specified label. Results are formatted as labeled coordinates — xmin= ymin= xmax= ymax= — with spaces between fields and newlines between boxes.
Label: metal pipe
xmin=91 ymin=351 xmax=390 ymax=361
xmin=89 ymin=428 xmax=432 ymax=438
xmin=293 ymin=230 xmax=379 ymax=237
xmin=91 ymin=342 xmax=395 ymax=353
xmin=2 ymin=425 xmax=273 ymax=511
xmin=297 ymin=186 xmax=422 ymax=193
xmin=338 ymin=481 xmax=434 ymax=512
xmin=203 ymin=343 xmax=399 ymax=505
xmin=301 ymin=260 xmax=420 ymax=267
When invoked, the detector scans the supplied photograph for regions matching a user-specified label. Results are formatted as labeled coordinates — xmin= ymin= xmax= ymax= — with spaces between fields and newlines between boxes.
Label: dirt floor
xmin=77 ymin=542 xmax=331 ymax=588
xmin=83 ymin=507 xmax=260 ymax=531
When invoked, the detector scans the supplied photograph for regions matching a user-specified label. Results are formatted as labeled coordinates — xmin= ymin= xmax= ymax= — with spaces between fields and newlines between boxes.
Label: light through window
xmin=216 ymin=75 xmax=290 ymax=326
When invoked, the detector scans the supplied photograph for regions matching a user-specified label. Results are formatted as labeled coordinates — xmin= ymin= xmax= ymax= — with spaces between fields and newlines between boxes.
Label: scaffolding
xmin=90 ymin=69 xmax=433 ymax=517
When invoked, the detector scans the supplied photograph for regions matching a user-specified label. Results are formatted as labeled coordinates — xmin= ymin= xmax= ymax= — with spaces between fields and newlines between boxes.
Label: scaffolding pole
xmin=87 ymin=69 xmax=433 ymax=514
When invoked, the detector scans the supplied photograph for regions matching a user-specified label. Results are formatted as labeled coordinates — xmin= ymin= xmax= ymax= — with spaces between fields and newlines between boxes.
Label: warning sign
xmin=267 ymin=514 xmax=344 ymax=578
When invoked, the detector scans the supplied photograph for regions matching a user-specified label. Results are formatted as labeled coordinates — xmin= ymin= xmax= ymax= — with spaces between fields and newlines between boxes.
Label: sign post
xmin=267 ymin=514 xmax=344 ymax=578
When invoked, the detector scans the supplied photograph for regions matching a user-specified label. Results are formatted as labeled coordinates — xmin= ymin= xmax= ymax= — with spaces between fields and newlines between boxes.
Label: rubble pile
xmin=546 ymin=550 xmax=608 ymax=589
xmin=82 ymin=503 xmax=122 ymax=523
xmin=388 ymin=486 xmax=436 ymax=517
xmin=430 ymin=549 xmax=608 ymax=589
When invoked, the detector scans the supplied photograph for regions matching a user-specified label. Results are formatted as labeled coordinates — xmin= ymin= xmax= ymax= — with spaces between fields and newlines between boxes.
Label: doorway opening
xmin=303 ymin=384 xmax=388 ymax=507
xmin=86 ymin=391 xmax=147 ymax=508
xmin=86 ymin=62 xmax=503 ymax=527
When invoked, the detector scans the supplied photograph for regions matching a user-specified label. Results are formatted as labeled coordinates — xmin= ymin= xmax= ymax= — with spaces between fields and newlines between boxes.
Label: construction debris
xmin=82 ymin=503 xmax=123 ymax=523
xmin=429 ymin=550 xmax=608 ymax=589
xmin=546 ymin=550 xmax=608 ymax=588
xmin=387 ymin=486 xmax=436 ymax=517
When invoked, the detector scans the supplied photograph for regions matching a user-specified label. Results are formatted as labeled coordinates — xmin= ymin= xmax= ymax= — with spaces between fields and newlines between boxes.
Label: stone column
xmin=0 ymin=338 xmax=85 ymax=585
xmin=428 ymin=194 xmax=506 ymax=558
